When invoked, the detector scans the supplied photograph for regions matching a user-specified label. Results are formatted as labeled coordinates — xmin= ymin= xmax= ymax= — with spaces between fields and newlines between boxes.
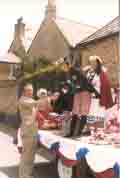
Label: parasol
xmin=0 ymin=52 xmax=21 ymax=64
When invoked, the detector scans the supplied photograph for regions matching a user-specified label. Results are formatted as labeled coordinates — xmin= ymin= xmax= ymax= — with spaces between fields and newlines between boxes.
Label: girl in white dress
xmin=85 ymin=56 xmax=113 ymax=119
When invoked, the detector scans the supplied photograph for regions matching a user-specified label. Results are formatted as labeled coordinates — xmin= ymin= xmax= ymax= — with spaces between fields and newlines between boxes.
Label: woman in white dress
xmin=86 ymin=56 xmax=113 ymax=119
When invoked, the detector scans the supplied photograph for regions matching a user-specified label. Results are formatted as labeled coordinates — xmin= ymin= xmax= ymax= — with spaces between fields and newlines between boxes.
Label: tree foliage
xmin=13 ymin=48 xmax=65 ymax=87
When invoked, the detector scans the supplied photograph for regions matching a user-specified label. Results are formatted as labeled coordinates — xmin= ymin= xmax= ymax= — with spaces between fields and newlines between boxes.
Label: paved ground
xmin=0 ymin=124 xmax=58 ymax=178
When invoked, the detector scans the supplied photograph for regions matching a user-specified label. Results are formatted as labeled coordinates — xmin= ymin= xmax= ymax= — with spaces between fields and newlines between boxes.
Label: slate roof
xmin=80 ymin=16 xmax=119 ymax=45
xmin=54 ymin=17 xmax=97 ymax=47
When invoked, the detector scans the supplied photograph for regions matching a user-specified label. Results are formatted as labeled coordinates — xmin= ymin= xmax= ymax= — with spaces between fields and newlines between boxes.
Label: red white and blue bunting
xmin=37 ymin=130 xmax=120 ymax=178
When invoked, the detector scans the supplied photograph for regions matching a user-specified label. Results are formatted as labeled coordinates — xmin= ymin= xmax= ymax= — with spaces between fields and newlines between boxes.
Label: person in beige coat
xmin=18 ymin=84 xmax=38 ymax=178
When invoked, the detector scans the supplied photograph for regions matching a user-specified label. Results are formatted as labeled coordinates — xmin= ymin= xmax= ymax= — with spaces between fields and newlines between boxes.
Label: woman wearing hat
xmin=71 ymin=69 xmax=100 ymax=137
xmin=87 ymin=55 xmax=113 ymax=118
xmin=36 ymin=88 xmax=57 ymax=129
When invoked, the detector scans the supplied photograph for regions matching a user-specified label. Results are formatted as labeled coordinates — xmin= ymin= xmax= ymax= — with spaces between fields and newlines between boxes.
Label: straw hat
xmin=89 ymin=55 xmax=103 ymax=64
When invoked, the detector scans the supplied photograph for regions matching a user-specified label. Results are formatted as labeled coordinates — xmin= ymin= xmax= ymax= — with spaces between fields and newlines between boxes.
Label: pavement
xmin=0 ymin=131 xmax=58 ymax=178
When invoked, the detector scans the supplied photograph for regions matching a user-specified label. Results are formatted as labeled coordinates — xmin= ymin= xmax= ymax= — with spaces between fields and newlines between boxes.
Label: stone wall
xmin=0 ymin=81 xmax=17 ymax=114
xmin=0 ymin=64 xmax=10 ymax=80
xmin=79 ymin=35 xmax=119 ymax=86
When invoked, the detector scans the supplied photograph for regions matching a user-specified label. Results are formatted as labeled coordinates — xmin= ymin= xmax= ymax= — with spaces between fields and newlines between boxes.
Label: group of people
xmin=18 ymin=55 xmax=115 ymax=178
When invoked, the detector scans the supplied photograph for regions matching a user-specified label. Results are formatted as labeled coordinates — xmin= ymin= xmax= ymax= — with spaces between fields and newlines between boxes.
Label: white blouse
xmin=91 ymin=73 xmax=101 ymax=94
xmin=86 ymin=70 xmax=101 ymax=95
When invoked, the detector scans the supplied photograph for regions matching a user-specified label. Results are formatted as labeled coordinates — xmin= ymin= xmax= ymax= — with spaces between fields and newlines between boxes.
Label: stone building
xmin=5 ymin=0 xmax=98 ymax=113
xmin=0 ymin=53 xmax=21 ymax=114
xmin=0 ymin=62 xmax=16 ymax=114
xmin=9 ymin=0 xmax=97 ymax=62
xmin=74 ymin=16 xmax=119 ymax=87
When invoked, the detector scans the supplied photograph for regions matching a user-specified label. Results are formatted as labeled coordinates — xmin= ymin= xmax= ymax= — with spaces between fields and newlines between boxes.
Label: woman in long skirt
xmin=86 ymin=55 xmax=113 ymax=118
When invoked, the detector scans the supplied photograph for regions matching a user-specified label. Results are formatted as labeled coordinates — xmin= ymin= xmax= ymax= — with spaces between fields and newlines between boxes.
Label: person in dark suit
xmin=53 ymin=82 xmax=73 ymax=114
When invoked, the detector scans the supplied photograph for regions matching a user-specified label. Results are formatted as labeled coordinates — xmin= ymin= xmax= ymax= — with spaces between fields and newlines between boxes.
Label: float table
xmin=37 ymin=130 xmax=120 ymax=178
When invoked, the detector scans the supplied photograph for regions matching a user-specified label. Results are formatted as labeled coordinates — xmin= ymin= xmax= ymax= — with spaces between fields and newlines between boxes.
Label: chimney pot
xmin=14 ymin=17 xmax=25 ymax=41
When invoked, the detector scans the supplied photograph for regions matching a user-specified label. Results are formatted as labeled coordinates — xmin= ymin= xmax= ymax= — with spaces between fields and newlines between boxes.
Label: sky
xmin=0 ymin=0 xmax=118 ymax=55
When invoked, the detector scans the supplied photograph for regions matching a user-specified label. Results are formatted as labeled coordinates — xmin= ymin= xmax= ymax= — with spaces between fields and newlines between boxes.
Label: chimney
xmin=45 ymin=0 xmax=56 ymax=21
xmin=14 ymin=17 xmax=25 ymax=42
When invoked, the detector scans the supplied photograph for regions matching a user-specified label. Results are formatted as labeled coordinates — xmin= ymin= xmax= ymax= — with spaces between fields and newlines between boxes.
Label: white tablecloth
xmin=38 ymin=130 xmax=120 ymax=175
